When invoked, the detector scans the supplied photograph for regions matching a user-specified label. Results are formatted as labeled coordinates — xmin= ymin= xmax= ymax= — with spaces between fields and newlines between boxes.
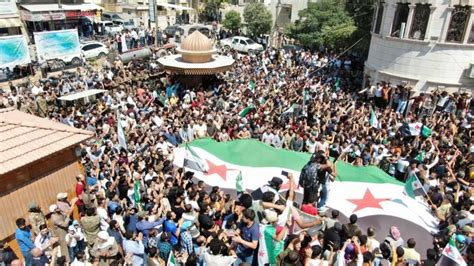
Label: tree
xmin=223 ymin=10 xmax=242 ymax=33
xmin=345 ymin=0 xmax=374 ymax=56
xmin=243 ymin=2 xmax=272 ymax=37
xmin=286 ymin=0 xmax=356 ymax=50
xmin=199 ymin=2 xmax=221 ymax=23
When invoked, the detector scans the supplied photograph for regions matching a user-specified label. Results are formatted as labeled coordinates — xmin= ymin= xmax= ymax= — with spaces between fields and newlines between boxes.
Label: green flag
xmin=236 ymin=171 xmax=243 ymax=193
xmin=404 ymin=174 xmax=424 ymax=198
xmin=239 ymin=105 xmax=254 ymax=117
xmin=167 ymin=250 xmax=177 ymax=266
xmin=133 ymin=180 xmax=141 ymax=204
xmin=369 ymin=110 xmax=379 ymax=128
xmin=248 ymin=80 xmax=256 ymax=91
xmin=421 ymin=125 xmax=432 ymax=138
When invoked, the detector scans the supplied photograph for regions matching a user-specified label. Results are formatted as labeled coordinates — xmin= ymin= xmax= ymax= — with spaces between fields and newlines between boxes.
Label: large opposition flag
xmin=173 ymin=139 xmax=438 ymax=245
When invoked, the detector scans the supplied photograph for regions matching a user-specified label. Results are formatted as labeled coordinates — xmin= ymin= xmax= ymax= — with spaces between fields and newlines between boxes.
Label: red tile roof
xmin=0 ymin=108 xmax=93 ymax=175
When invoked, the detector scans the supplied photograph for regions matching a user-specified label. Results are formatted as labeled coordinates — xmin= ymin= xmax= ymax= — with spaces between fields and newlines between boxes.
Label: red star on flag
xmin=204 ymin=160 xmax=235 ymax=181
xmin=280 ymin=179 xmax=297 ymax=190
xmin=347 ymin=188 xmax=390 ymax=212
xmin=445 ymin=245 xmax=452 ymax=255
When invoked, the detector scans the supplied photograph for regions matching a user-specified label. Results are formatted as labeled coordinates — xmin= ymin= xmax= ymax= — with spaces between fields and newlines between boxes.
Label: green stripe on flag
xmin=187 ymin=138 xmax=403 ymax=185
xmin=263 ymin=225 xmax=283 ymax=265
xmin=239 ymin=105 xmax=255 ymax=117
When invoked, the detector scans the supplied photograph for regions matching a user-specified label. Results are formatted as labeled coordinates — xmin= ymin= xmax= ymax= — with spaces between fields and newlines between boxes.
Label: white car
xmin=220 ymin=36 xmax=263 ymax=54
xmin=81 ymin=41 xmax=109 ymax=60
xmin=98 ymin=21 xmax=123 ymax=35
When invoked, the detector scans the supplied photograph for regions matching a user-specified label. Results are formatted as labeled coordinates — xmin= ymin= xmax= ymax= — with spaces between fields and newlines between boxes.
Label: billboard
xmin=0 ymin=35 xmax=31 ymax=69
xmin=34 ymin=29 xmax=80 ymax=63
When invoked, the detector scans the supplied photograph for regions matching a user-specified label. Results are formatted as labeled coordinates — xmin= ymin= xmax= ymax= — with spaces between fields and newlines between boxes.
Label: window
xmin=410 ymin=4 xmax=430 ymax=40
xmin=240 ymin=40 xmax=247 ymax=45
xmin=82 ymin=44 xmax=101 ymax=51
xmin=446 ymin=5 xmax=470 ymax=43
xmin=373 ymin=0 xmax=385 ymax=34
xmin=391 ymin=3 xmax=410 ymax=37
xmin=469 ymin=21 xmax=474 ymax=43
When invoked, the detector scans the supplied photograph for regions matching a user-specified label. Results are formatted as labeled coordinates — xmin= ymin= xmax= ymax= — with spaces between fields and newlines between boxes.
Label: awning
xmin=58 ymin=89 xmax=107 ymax=101
xmin=21 ymin=4 xmax=61 ymax=12
xmin=0 ymin=18 xmax=22 ymax=28
xmin=74 ymin=4 xmax=103 ymax=11
xmin=21 ymin=3 xmax=103 ymax=12
xmin=156 ymin=3 xmax=193 ymax=11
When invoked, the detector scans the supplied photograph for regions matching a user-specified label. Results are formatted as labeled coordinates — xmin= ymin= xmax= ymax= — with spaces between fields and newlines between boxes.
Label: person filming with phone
xmin=299 ymin=151 xmax=334 ymax=209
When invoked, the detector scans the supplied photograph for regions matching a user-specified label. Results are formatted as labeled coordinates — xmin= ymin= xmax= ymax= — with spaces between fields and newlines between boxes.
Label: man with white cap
xmin=90 ymin=231 xmax=119 ymax=266
xmin=56 ymin=192 xmax=74 ymax=216
xmin=50 ymin=203 xmax=73 ymax=263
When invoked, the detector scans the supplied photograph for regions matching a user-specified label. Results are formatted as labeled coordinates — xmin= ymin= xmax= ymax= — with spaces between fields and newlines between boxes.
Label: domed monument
xmin=157 ymin=31 xmax=234 ymax=75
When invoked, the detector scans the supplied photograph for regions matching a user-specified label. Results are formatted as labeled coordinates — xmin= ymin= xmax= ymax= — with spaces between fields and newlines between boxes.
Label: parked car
xmin=220 ymin=36 xmax=263 ymax=54
xmin=115 ymin=20 xmax=135 ymax=31
xmin=188 ymin=25 xmax=210 ymax=37
xmin=164 ymin=25 xmax=184 ymax=38
xmin=81 ymin=41 xmax=109 ymax=60
xmin=102 ymin=12 xmax=126 ymax=24
xmin=97 ymin=21 xmax=123 ymax=35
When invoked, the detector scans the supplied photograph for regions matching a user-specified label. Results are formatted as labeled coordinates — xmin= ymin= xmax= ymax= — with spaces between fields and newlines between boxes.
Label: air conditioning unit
xmin=466 ymin=64 xmax=474 ymax=79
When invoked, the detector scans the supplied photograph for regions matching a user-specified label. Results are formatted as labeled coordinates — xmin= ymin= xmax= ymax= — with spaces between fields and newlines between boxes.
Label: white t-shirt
xmin=203 ymin=252 xmax=236 ymax=266
xmin=65 ymin=232 xmax=78 ymax=247
xmin=97 ymin=207 xmax=110 ymax=231
xmin=306 ymin=140 xmax=317 ymax=153
xmin=262 ymin=132 xmax=274 ymax=145
xmin=309 ymin=258 xmax=328 ymax=266
xmin=31 ymin=86 xmax=43 ymax=96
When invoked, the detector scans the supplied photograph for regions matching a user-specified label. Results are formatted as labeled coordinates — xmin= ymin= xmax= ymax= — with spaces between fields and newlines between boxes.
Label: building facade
xmin=365 ymin=0 xmax=474 ymax=93
xmin=0 ymin=0 xmax=27 ymax=37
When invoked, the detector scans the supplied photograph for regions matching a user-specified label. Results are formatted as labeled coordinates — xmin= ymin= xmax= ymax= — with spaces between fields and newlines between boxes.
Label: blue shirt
xmin=122 ymin=239 xmax=145 ymax=265
xmin=125 ymin=214 xmax=138 ymax=232
xmin=236 ymin=222 xmax=259 ymax=258
xmin=136 ymin=218 xmax=165 ymax=246
xmin=15 ymin=228 xmax=35 ymax=254
xmin=163 ymin=220 xmax=178 ymax=246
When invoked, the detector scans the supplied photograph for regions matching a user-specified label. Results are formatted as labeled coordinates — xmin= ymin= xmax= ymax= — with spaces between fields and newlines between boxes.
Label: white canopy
xmin=58 ymin=89 xmax=106 ymax=101
xmin=21 ymin=4 xmax=103 ymax=12
xmin=156 ymin=3 xmax=193 ymax=11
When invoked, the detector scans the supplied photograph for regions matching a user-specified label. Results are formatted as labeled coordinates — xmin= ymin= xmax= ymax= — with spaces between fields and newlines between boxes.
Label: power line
xmin=308 ymin=32 xmax=371 ymax=76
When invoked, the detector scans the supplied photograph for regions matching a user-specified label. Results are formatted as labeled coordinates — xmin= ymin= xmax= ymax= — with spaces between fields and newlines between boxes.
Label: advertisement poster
xmin=34 ymin=29 xmax=80 ymax=62
xmin=0 ymin=35 xmax=31 ymax=69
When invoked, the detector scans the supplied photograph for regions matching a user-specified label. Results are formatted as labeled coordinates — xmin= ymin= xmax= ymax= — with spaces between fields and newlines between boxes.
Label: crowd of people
xmin=0 ymin=41 xmax=473 ymax=266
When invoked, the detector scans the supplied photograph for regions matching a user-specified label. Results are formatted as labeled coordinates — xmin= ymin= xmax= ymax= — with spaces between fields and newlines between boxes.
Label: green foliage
xmin=199 ymin=2 xmax=221 ymax=23
xmin=223 ymin=10 xmax=242 ymax=33
xmin=243 ymin=2 xmax=272 ymax=37
xmin=286 ymin=0 xmax=356 ymax=49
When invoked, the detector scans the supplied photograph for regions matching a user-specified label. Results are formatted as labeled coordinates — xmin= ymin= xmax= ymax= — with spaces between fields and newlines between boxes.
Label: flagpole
xmin=413 ymin=173 xmax=435 ymax=207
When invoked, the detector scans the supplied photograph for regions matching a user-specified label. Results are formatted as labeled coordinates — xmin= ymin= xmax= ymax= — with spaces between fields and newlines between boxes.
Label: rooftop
xmin=0 ymin=108 xmax=93 ymax=175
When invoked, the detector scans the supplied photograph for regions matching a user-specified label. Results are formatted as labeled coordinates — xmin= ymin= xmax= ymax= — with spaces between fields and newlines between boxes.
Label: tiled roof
xmin=0 ymin=108 xmax=93 ymax=175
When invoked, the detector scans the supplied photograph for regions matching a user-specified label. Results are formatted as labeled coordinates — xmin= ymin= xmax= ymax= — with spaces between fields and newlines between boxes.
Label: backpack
xmin=298 ymin=163 xmax=319 ymax=188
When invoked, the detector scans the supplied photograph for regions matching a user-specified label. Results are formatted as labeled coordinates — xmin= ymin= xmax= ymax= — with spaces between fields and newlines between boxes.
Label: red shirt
xmin=75 ymin=182 xmax=84 ymax=206
xmin=301 ymin=203 xmax=318 ymax=216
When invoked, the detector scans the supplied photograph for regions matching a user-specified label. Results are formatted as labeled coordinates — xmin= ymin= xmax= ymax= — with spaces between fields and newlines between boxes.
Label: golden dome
xmin=177 ymin=31 xmax=215 ymax=63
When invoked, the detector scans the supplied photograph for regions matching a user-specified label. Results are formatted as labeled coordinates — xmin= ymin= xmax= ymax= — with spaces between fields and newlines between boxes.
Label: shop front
xmin=20 ymin=4 xmax=102 ymax=40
